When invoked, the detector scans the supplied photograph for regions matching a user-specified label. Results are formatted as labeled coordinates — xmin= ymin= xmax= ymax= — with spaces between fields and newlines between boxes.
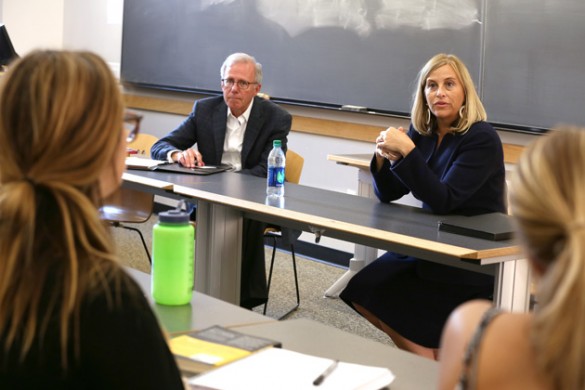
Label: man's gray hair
xmin=220 ymin=52 xmax=263 ymax=84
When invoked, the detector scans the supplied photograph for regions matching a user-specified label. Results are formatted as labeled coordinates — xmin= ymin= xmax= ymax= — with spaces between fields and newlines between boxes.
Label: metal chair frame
xmin=262 ymin=149 xmax=304 ymax=320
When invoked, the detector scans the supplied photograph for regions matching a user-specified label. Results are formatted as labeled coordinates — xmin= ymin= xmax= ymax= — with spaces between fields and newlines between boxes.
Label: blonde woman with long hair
xmin=0 ymin=50 xmax=183 ymax=388
xmin=439 ymin=127 xmax=585 ymax=389
xmin=341 ymin=53 xmax=506 ymax=359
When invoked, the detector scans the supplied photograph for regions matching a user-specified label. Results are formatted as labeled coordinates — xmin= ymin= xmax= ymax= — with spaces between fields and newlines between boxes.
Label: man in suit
xmin=151 ymin=52 xmax=292 ymax=309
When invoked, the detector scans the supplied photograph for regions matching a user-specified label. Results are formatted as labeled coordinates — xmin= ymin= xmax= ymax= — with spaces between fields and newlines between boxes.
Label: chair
xmin=101 ymin=133 xmax=159 ymax=264
xmin=127 ymin=133 xmax=159 ymax=156
xmin=263 ymin=149 xmax=304 ymax=320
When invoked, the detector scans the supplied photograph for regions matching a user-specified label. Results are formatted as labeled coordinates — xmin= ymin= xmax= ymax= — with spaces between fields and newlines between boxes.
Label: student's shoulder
xmin=83 ymin=264 xmax=147 ymax=311
xmin=444 ymin=300 xmax=495 ymax=340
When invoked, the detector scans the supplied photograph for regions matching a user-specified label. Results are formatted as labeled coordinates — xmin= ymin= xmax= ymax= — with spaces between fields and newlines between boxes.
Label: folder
xmin=153 ymin=163 xmax=232 ymax=176
xmin=125 ymin=156 xmax=232 ymax=176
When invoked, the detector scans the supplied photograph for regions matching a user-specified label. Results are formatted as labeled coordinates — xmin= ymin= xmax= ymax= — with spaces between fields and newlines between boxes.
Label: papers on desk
xmin=188 ymin=347 xmax=395 ymax=390
xmin=125 ymin=156 xmax=169 ymax=170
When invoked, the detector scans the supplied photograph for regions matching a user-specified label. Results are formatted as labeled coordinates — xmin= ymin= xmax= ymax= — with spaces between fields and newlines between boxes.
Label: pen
xmin=313 ymin=359 xmax=339 ymax=386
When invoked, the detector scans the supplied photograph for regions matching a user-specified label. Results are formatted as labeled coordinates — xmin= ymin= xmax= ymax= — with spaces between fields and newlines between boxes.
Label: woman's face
xmin=424 ymin=64 xmax=465 ymax=129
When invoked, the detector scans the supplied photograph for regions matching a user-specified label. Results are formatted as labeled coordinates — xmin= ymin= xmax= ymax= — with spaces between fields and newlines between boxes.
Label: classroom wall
xmin=1 ymin=0 xmax=537 ymax=254
xmin=1 ymin=0 xmax=64 ymax=53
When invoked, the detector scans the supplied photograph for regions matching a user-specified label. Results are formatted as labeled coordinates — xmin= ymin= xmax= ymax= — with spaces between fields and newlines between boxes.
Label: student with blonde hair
xmin=0 ymin=50 xmax=183 ymax=388
xmin=439 ymin=126 xmax=585 ymax=389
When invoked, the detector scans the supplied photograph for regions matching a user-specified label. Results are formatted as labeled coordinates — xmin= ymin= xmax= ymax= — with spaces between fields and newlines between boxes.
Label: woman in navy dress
xmin=340 ymin=53 xmax=507 ymax=359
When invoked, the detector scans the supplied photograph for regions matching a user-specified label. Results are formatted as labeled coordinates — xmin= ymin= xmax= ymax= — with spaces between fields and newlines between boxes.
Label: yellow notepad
xmin=169 ymin=325 xmax=281 ymax=375
xmin=171 ymin=335 xmax=250 ymax=368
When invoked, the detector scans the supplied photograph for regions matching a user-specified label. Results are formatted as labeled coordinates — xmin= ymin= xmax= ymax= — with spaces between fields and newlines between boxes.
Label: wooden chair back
xmin=285 ymin=149 xmax=304 ymax=184
xmin=128 ymin=133 xmax=159 ymax=157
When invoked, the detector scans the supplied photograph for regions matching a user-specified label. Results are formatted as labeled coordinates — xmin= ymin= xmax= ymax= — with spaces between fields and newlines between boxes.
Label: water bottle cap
xmin=158 ymin=208 xmax=190 ymax=223
xmin=273 ymin=140 xmax=282 ymax=148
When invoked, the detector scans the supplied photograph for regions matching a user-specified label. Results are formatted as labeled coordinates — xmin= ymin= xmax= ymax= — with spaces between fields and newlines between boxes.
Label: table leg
xmin=194 ymin=200 xmax=243 ymax=304
xmin=324 ymin=168 xmax=378 ymax=298
xmin=493 ymin=258 xmax=531 ymax=312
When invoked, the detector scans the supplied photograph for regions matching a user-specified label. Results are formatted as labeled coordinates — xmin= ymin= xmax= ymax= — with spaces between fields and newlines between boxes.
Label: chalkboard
xmin=482 ymin=0 xmax=585 ymax=131
xmin=121 ymin=0 xmax=585 ymax=133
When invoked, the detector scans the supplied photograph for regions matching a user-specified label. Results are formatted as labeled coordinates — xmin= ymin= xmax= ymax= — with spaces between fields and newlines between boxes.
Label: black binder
xmin=152 ymin=163 xmax=233 ymax=176
xmin=438 ymin=212 xmax=515 ymax=241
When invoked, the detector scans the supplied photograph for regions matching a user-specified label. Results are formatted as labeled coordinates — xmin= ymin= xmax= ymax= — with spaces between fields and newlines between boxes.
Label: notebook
xmin=438 ymin=212 xmax=515 ymax=241
xmin=170 ymin=325 xmax=281 ymax=375
xmin=187 ymin=347 xmax=395 ymax=390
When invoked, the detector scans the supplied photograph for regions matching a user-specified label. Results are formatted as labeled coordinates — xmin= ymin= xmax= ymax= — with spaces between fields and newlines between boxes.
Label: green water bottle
xmin=151 ymin=203 xmax=195 ymax=305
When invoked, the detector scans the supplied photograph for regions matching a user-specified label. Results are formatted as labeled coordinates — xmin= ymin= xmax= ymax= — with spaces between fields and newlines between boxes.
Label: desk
xmin=125 ymin=268 xmax=274 ymax=333
xmin=126 ymin=267 xmax=435 ymax=389
xmin=123 ymin=169 xmax=524 ymax=310
xmin=325 ymin=153 xmax=531 ymax=312
xmin=233 ymin=318 xmax=438 ymax=390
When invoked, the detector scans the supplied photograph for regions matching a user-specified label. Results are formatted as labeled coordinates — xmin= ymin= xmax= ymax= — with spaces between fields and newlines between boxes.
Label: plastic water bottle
xmin=267 ymin=139 xmax=286 ymax=197
xmin=151 ymin=202 xmax=195 ymax=305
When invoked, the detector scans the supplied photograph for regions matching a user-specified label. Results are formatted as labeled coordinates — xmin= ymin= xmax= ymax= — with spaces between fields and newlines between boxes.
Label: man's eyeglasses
xmin=124 ymin=111 xmax=143 ymax=143
xmin=221 ymin=78 xmax=258 ymax=91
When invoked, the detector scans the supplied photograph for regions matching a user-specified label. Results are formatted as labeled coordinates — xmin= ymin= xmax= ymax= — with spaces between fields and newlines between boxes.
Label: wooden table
xmin=123 ymin=169 xmax=523 ymax=310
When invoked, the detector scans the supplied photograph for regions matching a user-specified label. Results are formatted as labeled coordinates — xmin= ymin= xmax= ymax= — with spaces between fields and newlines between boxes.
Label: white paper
xmin=125 ymin=156 xmax=167 ymax=169
xmin=188 ymin=348 xmax=395 ymax=390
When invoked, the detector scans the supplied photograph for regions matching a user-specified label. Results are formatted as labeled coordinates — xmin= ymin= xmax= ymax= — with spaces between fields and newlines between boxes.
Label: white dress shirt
xmin=166 ymin=100 xmax=254 ymax=167
xmin=221 ymin=100 xmax=253 ymax=171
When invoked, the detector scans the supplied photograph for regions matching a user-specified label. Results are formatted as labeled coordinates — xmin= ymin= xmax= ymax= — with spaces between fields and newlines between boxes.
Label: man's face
xmin=221 ymin=61 xmax=261 ymax=117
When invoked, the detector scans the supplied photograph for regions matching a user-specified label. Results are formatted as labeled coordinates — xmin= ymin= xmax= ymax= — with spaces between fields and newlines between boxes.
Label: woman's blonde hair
xmin=0 ymin=50 xmax=124 ymax=368
xmin=510 ymin=126 xmax=585 ymax=389
xmin=411 ymin=53 xmax=486 ymax=135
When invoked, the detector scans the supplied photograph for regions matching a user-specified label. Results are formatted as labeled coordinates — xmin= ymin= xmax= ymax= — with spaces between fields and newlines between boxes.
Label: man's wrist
xmin=167 ymin=150 xmax=180 ymax=163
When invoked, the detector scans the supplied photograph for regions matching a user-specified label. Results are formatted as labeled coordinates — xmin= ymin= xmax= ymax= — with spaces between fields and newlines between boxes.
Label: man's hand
xmin=172 ymin=149 xmax=205 ymax=168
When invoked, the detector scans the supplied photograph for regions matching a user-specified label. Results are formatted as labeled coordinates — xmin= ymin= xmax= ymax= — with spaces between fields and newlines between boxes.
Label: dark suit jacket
xmin=151 ymin=95 xmax=292 ymax=178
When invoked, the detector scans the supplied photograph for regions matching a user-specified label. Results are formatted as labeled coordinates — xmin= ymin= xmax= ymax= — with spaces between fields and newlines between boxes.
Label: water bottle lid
xmin=273 ymin=139 xmax=282 ymax=148
xmin=158 ymin=208 xmax=190 ymax=223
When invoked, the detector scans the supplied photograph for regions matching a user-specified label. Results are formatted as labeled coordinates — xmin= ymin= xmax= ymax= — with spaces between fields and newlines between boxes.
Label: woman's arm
xmin=391 ymin=123 xmax=505 ymax=214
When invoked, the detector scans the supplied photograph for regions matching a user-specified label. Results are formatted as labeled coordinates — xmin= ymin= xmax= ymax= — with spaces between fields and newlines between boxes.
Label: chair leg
xmin=263 ymin=238 xmax=300 ymax=320
xmin=263 ymin=236 xmax=278 ymax=315
xmin=278 ymin=243 xmax=300 ymax=320
xmin=117 ymin=224 xmax=152 ymax=265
